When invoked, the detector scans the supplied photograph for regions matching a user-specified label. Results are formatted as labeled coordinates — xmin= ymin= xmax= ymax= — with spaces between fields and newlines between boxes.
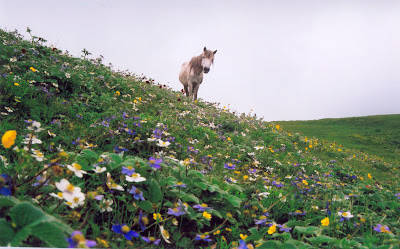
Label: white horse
xmin=179 ymin=47 xmax=217 ymax=100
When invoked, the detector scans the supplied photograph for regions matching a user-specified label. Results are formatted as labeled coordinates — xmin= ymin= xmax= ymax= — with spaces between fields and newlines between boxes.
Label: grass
xmin=279 ymin=115 xmax=400 ymax=181
xmin=0 ymin=28 xmax=399 ymax=248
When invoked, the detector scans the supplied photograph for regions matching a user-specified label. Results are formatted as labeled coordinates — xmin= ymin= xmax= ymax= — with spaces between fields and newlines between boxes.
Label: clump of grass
xmin=0 ymin=28 xmax=399 ymax=248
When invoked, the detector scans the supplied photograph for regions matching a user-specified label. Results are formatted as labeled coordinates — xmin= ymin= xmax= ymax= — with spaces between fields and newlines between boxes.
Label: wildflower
xmin=224 ymin=163 xmax=236 ymax=170
xmin=64 ymin=191 xmax=86 ymax=208
xmin=67 ymin=163 xmax=87 ymax=178
xmin=30 ymin=67 xmax=37 ymax=72
xmin=203 ymin=211 xmax=212 ymax=220
xmin=195 ymin=234 xmax=212 ymax=242
xmin=193 ymin=203 xmax=212 ymax=211
xmin=213 ymin=230 xmax=220 ymax=235
xmin=67 ymin=231 xmax=96 ymax=248
xmin=95 ymin=238 xmax=109 ymax=248
xmin=254 ymin=215 xmax=269 ymax=225
xmin=289 ymin=210 xmax=306 ymax=216
xmin=92 ymin=166 xmax=106 ymax=174
xmin=115 ymin=90 xmax=120 ymax=96
xmin=125 ymin=173 xmax=146 ymax=183
xmin=22 ymin=134 xmax=42 ymax=145
xmin=129 ymin=186 xmax=145 ymax=201
xmin=268 ymin=224 xmax=277 ymax=234
xmin=32 ymin=175 xmax=49 ymax=187
xmin=321 ymin=217 xmax=329 ymax=226
xmin=99 ymin=199 xmax=113 ymax=212
xmin=338 ymin=211 xmax=354 ymax=221
xmin=240 ymin=234 xmax=248 ymax=240
xmin=153 ymin=213 xmax=163 ymax=222
xmin=170 ymin=182 xmax=187 ymax=188
xmin=2 ymin=130 xmax=17 ymax=148
xmin=272 ymin=181 xmax=284 ymax=187
xmin=395 ymin=192 xmax=400 ymax=199
xmin=148 ymin=157 xmax=162 ymax=169
xmin=121 ymin=165 xmax=135 ymax=175
xmin=373 ymin=224 xmax=391 ymax=233
xmin=368 ymin=173 xmax=372 ymax=179
xmin=27 ymin=121 xmax=43 ymax=133
xmin=112 ymin=223 xmax=139 ymax=240
xmin=0 ymin=174 xmax=12 ymax=196
xmin=31 ymin=149 xmax=45 ymax=162
xmin=139 ymin=211 xmax=148 ymax=231
xmin=141 ymin=236 xmax=161 ymax=245
xmin=156 ymin=139 xmax=171 ymax=147
xmin=168 ymin=207 xmax=186 ymax=217
xmin=258 ymin=192 xmax=270 ymax=198
xmin=277 ymin=224 xmax=292 ymax=232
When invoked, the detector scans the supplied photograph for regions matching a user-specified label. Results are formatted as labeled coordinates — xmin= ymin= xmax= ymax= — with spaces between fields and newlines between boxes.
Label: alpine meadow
xmin=0 ymin=29 xmax=399 ymax=248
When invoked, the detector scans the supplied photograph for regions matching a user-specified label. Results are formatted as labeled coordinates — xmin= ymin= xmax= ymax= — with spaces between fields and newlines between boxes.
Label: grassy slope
xmin=279 ymin=115 xmax=400 ymax=181
xmin=1 ymin=28 xmax=400 ymax=248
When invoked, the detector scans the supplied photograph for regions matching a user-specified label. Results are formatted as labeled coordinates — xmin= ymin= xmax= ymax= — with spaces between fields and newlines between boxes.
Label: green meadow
xmin=0 ymin=28 xmax=399 ymax=248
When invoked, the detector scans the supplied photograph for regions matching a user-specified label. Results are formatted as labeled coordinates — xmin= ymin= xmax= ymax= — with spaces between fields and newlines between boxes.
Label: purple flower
xmin=129 ymin=186 xmax=145 ymax=201
xmin=374 ymin=224 xmax=391 ymax=233
xmin=67 ymin=231 xmax=96 ymax=248
xmin=193 ymin=203 xmax=212 ymax=211
xmin=224 ymin=163 xmax=236 ymax=170
xmin=139 ymin=211 xmax=148 ymax=231
xmin=195 ymin=234 xmax=212 ymax=242
xmin=395 ymin=193 xmax=400 ymax=199
xmin=289 ymin=210 xmax=307 ymax=216
xmin=148 ymin=157 xmax=162 ymax=169
xmin=112 ymin=223 xmax=139 ymax=240
xmin=277 ymin=224 xmax=292 ymax=232
xmin=0 ymin=174 xmax=12 ymax=196
xmin=114 ymin=146 xmax=129 ymax=154
xmin=170 ymin=182 xmax=187 ymax=188
xmin=254 ymin=215 xmax=270 ymax=225
xmin=272 ymin=181 xmax=284 ymax=188
xmin=141 ymin=236 xmax=161 ymax=245
xmin=168 ymin=207 xmax=186 ymax=217
xmin=121 ymin=166 xmax=135 ymax=175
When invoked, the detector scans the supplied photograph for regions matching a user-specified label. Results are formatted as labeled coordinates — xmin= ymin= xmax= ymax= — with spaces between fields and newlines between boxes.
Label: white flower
xmin=160 ymin=225 xmax=171 ymax=244
xmin=67 ymin=163 xmax=87 ymax=178
xmin=65 ymin=73 xmax=71 ymax=78
xmin=147 ymin=137 xmax=157 ymax=142
xmin=64 ymin=191 xmax=85 ymax=208
xmin=156 ymin=140 xmax=171 ymax=147
xmin=254 ymin=146 xmax=264 ymax=150
xmin=92 ymin=166 xmax=106 ymax=174
xmin=48 ymin=130 xmax=56 ymax=137
xmin=99 ymin=199 xmax=113 ymax=212
xmin=10 ymin=57 xmax=17 ymax=62
xmin=258 ymin=192 xmax=270 ymax=198
xmin=31 ymin=149 xmax=45 ymax=162
xmin=50 ymin=192 xmax=64 ymax=199
xmin=338 ymin=211 xmax=354 ymax=219
xmin=55 ymin=179 xmax=81 ymax=195
xmin=28 ymin=121 xmax=43 ymax=133
xmin=125 ymin=173 xmax=146 ymax=183
xmin=23 ymin=134 xmax=42 ymax=144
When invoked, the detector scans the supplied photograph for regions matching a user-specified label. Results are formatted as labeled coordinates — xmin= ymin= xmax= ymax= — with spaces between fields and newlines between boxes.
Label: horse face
xmin=201 ymin=47 xmax=217 ymax=74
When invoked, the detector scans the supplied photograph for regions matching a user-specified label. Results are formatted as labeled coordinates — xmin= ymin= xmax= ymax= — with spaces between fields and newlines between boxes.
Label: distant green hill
xmin=279 ymin=115 xmax=400 ymax=180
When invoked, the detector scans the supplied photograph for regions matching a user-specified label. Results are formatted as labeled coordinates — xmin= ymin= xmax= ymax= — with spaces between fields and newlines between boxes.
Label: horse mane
xmin=189 ymin=55 xmax=203 ymax=75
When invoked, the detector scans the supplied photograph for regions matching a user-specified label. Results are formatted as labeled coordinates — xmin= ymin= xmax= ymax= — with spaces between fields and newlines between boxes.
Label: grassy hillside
xmin=279 ymin=115 xmax=400 ymax=181
xmin=0 ymin=28 xmax=399 ymax=248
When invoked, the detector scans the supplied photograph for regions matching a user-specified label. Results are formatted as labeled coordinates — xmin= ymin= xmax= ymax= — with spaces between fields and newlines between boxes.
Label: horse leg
xmin=193 ymin=83 xmax=200 ymax=100
xmin=187 ymin=82 xmax=193 ymax=100
xmin=184 ymin=85 xmax=189 ymax=97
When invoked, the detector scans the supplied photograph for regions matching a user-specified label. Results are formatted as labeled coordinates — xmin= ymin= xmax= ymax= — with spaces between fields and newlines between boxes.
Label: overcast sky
xmin=1 ymin=0 xmax=399 ymax=121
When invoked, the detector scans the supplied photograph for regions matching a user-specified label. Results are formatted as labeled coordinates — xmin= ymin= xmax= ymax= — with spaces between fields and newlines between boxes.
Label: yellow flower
xmin=115 ymin=91 xmax=121 ymax=96
xmin=226 ymin=212 xmax=233 ymax=218
xmin=2 ymin=130 xmax=17 ymax=148
xmin=153 ymin=213 xmax=163 ymax=222
xmin=14 ymin=82 xmax=19 ymax=86
xmin=268 ymin=224 xmax=276 ymax=234
xmin=240 ymin=234 xmax=248 ymax=240
xmin=203 ymin=211 xmax=212 ymax=220
xmin=302 ymin=180 xmax=308 ymax=186
xmin=321 ymin=217 xmax=329 ymax=226
xmin=213 ymin=230 xmax=220 ymax=235
xmin=368 ymin=173 xmax=372 ymax=179
xmin=30 ymin=67 xmax=37 ymax=72
xmin=275 ymin=125 xmax=280 ymax=130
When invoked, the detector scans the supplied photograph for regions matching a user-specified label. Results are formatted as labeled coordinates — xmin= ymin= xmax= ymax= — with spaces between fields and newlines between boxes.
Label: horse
xmin=179 ymin=47 xmax=217 ymax=100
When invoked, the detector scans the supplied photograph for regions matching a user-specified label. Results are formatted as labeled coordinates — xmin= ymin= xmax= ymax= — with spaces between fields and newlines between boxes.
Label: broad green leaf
xmin=188 ymin=170 xmax=204 ymax=180
xmin=211 ymin=209 xmax=223 ymax=219
xmin=307 ymin=235 xmax=335 ymax=246
xmin=139 ymin=200 xmax=154 ymax=212
xmin=181 ymin=193 xmax=200 ymax=204
xmin=31 ymin=222 xmax=68 ymax=248
xmin=0 ymin=219 xmax=15 ymax=246
xmin=227 ymin=195 xmax=242 ymax=208
xmin=11 ymin=227 xmax=31 ymax=247
xmin=196 ymin=182 xmax=207 ymax=190
xmin=166 ymin=176 xmax=178 ymax=186
xmin=79 ymin=149 xmax=98 ymax=161
xmin=10 ymin=202 xmax=45 ymax=228
xmin=149 ymin=179 xmax=162 ymax=202
xmin=0 ymin=196 xmax=20 ymax=208
xmin=259 ymin=240 xmax=282 ymax=249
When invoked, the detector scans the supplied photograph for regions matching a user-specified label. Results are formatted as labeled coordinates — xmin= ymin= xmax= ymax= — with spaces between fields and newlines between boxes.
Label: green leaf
xmin=188 ymin=170 xmax=204 ymax=180
xmin=79 ymin=149 xmax=98 ymax=161
xmin=149 ymin=179 xmax=162 ymax=202
xmin=181 ymin=193 xmax=199 ymax=204
xmin=196 ymin=182 xmax=207 ymax=190
xmin=295 ymin=226 xmax=320 ymax=235
xmin=0 ymin=219 xmax=15 ymax=246
xmin=282 ymin=242 xmax=298 ymax=249
xmin=139 ymin=200 xmax=154 ymax=212
xmin=211 ymin=209 xmax=223 ymax=219
xmin=259 ymin=240 xmax=282 ymax=249
xmin=31 ymin=222 xmax=68 ymax=248
xmin=11 ymin=227 xmax=31 ymax=247
xmin=0 ymin=196 xmax=20 ymax=208
xmin=10 ymin=202 xmax=45 ymax=228
xmin=166 ymin=176 xmax=178 ymax=186
xmin=227 ymin=195 xmax=242 ymax=208
xmin=307 ymin=235 xmax=335 ymax=246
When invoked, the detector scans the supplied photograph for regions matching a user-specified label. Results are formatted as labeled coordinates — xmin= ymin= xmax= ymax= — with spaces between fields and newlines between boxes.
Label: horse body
xmin=179 ymin=47 xmax=217 ymax=100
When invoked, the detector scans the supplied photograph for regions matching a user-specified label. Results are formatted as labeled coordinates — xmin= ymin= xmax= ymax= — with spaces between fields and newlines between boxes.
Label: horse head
xmin=201 ymin=47 xmax=217 ymax=74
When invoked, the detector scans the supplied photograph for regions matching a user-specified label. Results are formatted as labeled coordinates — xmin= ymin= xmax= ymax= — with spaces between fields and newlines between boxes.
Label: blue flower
xmin=0 ymin=174 xmax=12 ymax=196
xmin=168 ymin=207 xmax=186 ymax=217
xmin=112 ymin=223 xmax=139 ymax=240
xmin=148 ymin=157 xmax=162 ymax=169
xmin=139 ymin=211 xmax=148 ymax=232
xmin=195 ymin=234 xmax=212 ymax=242
xmin=67 ymin=231 xmax=96 ymax=248
xmin=193 ymin=203 xmax=212 ymax=211
xmin=129 ymin=186 xmax=145 ymax=201
xmin=170 ymin=182 xmax=187 ymax=188
xmin=141 ymin=236 xmax=161 ymax=245
xmin=272 ymin=181 xmax=284 ymax=187
xmin=224 ymin=163 xmax=236 ymax=170
xmin=121 ymin=166 xmax=135 ymax=175
xmin=114 ymin=146 xmax=129 ymax=154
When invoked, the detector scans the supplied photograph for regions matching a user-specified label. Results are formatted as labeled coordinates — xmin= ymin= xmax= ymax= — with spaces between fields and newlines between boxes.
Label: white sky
xmin=1 ymin=0 xmax=399 ymax=121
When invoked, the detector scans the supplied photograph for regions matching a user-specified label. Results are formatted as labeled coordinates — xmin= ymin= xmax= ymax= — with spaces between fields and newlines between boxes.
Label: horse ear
xmin=213 ymin=50 xmax=217 ymax=54
xmin=204 ymin=47 xmax=207 ymax=52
